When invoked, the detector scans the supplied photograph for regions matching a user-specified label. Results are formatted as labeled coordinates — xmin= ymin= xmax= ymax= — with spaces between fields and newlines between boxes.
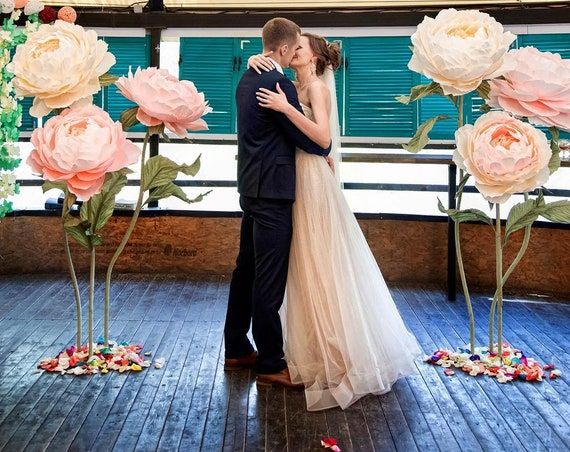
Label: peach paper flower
xmin=115 ymin=67 xmax=211 ymax=137
xmin=453 ymin=111 xmax=551 ymax=203
xmin=488 ymin=47 xmax=570 ymax=132
xmin=27 ymin=105 xmax=140 ymax=200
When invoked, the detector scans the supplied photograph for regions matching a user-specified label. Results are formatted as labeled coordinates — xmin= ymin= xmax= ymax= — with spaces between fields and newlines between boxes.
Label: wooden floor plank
xmin=89 ymin=321 xmax=170 ymax=451
xmin=0 ymin=275 xmax=567 ymax=452
xmin=264 ymin=387 xmax=287 ymax=451
xmin=429 ymin=289 xmax=568 ymax=451
xmin=408 ymin=288 xmax=522 ymax=451
xmin=3 ymin=319 xmax=133 ymax=451
xmin=178 ymin=322 xmax=225 ymax=451
xmin=24 ymin=321 xmax=142 ymax=451
xmin=136 ymin=319 xmax=199 ymax=451
xmin=360 ymin=394 xmax=396 ymax=452
xmin=111 ymin=321 xmax=185 ymax=452
xmin=393 ymin=288 xmax=485 ymax=452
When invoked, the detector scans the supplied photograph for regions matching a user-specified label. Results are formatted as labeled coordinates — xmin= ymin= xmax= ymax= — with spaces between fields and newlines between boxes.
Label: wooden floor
xmin=0 ymin=274 xmax=568 ymax=452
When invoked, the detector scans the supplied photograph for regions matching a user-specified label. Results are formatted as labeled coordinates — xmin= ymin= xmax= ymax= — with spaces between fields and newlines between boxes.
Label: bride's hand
xmin=257 ymin=83 xmax=290 ymax=113
xmin=248 ymin=52 xmax=274 ymax=74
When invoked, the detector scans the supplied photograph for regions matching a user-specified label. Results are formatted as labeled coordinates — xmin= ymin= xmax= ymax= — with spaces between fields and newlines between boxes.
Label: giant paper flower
xmin=488 ymin=47 xmax=570 ymax=132
xmin=115 ymin=67 xmax=211 ymax=137
xmin=408 ymin=8 xmax=516 ymax=96
xmin=453 ymin=111 xmax=551 ymax=203
xmin=9 ymin=20 xmax=115 ymax=117
xmin=27 ymin=105 xmax=140 ymax=200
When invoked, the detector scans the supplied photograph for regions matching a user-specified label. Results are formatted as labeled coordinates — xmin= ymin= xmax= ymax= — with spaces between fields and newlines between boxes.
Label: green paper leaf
xmin=476 ymin=80 xmax=491 ymax=100
xmin=540 ymin=200 xmax=570 ymax=223
xmin=64 ymin=224 xmax=91 ymax=249
xmin=504 ymin=198 xmax=540 ymax=244
xmin=178 ymin=155 xmax=201 ymax=178
xmin=396 ymin=82 xmax=443 ymax=105
xmin=142 ymin=155 xmax=181 ymax=191
xmin=455 ymin=173 xmax=470 ymax=199
xmin=120 ymin=106 xmax=140 ymax=131
xmin=90 ymin=234 xmax=103 ymax=247
xmin=548 ymin=126 xmax=561 ymax=175
xmin=63 ymin=216 xmax=82 ymax=228
xmin=99 ymin=73 xmax=119 ymax=87
xmin=479 ymin=103 xmax=492 ymax=113
xmin=42 ymin=181 xmax=67 ymax=194
xmin=403 ymin=115 xmax=449 ymax=153
xmin=438 ymin=197 xmax=493 ymax=226
xmin=86 ymin=171 xmax=129 ymax=232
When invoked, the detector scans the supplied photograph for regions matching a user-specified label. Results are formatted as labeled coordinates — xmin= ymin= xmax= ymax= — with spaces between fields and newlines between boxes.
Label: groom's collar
xmin=268 ymin=57 xmax=284 ymax=75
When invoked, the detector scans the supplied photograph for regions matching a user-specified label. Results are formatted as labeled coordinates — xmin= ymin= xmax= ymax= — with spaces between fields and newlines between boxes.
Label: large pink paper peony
xmin=454 ymin=111 xmax=551 ymax=203
xmin=27 ymin=105 xmax=140 ymax=201
xmin=488 ymin=47 xmax=570 ymax=132
xmin=115 ymin=67 xmax=211 ymax=137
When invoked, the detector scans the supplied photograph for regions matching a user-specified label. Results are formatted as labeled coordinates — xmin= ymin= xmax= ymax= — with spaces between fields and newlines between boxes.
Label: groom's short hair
xmin=262 ymin=18 xmax=301 ymax=51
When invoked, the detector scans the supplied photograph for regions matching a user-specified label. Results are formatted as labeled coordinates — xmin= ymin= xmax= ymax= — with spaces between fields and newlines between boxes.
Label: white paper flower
xmin=0 ymin=173 xmax=17 ymax=199
xmin=23 ymin=0 xmax=42 ymax=15
xmin=0 ymin=0 xmax=15 ymax=14
xmin=408 ymin=8 xmax=516 ymax=95
xmin=10 ymin=20 xmax=115 ymax=117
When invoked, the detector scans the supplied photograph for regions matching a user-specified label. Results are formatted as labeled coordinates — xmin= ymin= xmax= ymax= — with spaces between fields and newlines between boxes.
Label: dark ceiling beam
xmin=72 ymin=4 xmax=570 ymax=28
xmin=147 ymin=0 xmax=165 ymax=12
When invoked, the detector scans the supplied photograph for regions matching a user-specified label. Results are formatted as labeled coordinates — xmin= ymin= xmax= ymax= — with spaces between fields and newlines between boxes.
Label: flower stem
xmin=103 ymin=130 xmax=150 ymax=346
xmin=453 ymin=95 xmax=475 ymax=353
xmin=62 ymin=193 xmax=82 ymax=349
xmin=88 ymin=245 xmax=96 ymax=358
xmin=495 ymin=204 xmax=503 ymax=358
xmin=489 ymin=194 xmax=531 ymax=350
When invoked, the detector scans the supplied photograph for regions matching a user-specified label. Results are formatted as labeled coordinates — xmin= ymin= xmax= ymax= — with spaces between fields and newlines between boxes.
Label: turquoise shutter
xmin=518 ymin=33 xmax=570 ymax=58
xmin=103 ymin=36 xmax=150 ymax=132
xmin=19 ymin=97 xmax=36 ymax=132
xmin=418 ymin=75 xmax=458 ymax=140
xmin=237 ymin=37 xmax=262 ymax=77
xmin=180 ymin=37 xmax=235 ymax=134
xmin=345 ymin=36 xmax=418 ymax=138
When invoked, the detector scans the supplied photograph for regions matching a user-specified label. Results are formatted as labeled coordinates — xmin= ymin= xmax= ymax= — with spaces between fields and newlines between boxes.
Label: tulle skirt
xmin=281 ymin=150 xmax=422 ymax=411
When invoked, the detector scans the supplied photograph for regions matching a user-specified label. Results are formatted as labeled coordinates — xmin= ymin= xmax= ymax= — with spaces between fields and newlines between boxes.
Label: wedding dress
xmin=281 ymin=100 xmax=421 ymax=411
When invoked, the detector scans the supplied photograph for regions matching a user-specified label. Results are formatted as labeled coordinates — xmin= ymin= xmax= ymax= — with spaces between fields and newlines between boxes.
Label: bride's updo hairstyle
xmin=302 ymin=33 xmax=341 ymax=76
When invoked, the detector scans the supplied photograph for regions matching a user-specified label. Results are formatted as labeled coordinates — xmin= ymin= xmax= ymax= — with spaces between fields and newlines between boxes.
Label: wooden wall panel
xmin=1 ymin=216 xmax=568 ymax=295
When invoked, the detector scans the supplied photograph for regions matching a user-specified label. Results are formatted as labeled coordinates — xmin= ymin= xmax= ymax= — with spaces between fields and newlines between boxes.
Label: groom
xmin=223 ymin=18 xmax=331 ymax=387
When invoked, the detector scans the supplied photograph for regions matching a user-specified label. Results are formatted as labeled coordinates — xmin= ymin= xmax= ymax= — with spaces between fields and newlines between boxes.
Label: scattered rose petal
xmin=444 ymin=369 xmax=455 ymax=376
xmin=321 ymin=437 xmax=341 ymax=451
xmin=154 ymin=357 xmax=166 ymax=369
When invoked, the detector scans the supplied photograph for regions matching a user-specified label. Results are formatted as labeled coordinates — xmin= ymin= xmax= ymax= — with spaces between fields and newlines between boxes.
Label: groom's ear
xmin=279 ymin=44 xmax=289 ymax=56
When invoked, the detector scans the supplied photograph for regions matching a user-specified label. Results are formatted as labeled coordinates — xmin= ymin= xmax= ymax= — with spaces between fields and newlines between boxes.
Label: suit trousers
xmin=224 ymin=195 xmax=293 ymax=374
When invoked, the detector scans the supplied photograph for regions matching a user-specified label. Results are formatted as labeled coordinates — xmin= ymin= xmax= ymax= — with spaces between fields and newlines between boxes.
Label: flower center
xmin=68 ymin=120 xmax=88 ymax=137
xmin=490 ymin=126 xmax=520 ymax=150
xmin=32 ymin=38 xmax=60 ymax=58
xmin=446 ymin=24 xmax=478 ymax=39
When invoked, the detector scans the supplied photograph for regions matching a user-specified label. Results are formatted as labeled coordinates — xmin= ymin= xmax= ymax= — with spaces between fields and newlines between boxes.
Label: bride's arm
xmin=256 ymin=82 xmax=331 ymax=149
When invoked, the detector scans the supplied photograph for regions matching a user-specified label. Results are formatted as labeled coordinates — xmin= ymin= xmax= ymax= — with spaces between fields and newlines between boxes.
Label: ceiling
xmin=47 ymin=1 xmax=569 ymax=9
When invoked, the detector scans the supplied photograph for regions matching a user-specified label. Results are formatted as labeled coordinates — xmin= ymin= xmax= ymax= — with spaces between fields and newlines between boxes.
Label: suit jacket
xmin=236 ymin=67 xmax=331 ymax=200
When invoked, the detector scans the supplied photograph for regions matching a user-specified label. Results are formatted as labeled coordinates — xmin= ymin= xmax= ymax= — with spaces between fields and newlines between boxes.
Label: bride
xmin=250 ymin=33 xmax=421 ymax=411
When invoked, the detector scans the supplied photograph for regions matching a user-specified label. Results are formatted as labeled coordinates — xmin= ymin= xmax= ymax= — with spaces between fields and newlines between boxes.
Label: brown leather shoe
xmin=224 ymin=351 xmax=258 ymax=370
xmin=256 ymin=367 xmax=304 ymax=389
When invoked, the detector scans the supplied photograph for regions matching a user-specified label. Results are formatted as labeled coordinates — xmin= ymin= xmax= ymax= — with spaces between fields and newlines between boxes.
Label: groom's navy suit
xmin=224 ymin=66 xmax=331 ymax=374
